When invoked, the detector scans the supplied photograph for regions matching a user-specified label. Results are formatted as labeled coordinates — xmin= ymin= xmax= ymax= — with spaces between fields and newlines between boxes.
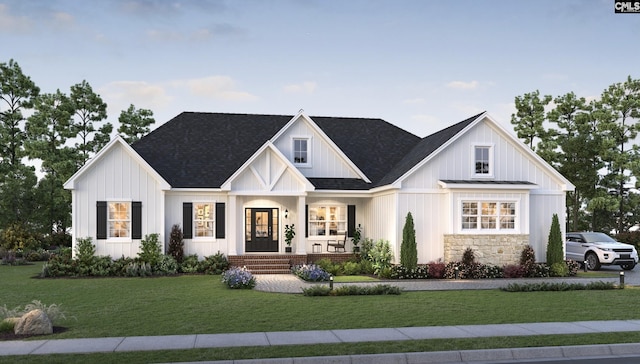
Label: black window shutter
xmin=215 ymin=203 xmax=225 ymax=239
xmin=132 ymin=202 xmax=142 ymax=239
xmin=96 ymin=201 xmax=107 ymax=240
xmin=183 ymin=202 xmax=193 ymax=239
xmin=305 ymin=205 xmax=308 ymax=238
xmin=347 ymin=205 xmax=356 ymax=237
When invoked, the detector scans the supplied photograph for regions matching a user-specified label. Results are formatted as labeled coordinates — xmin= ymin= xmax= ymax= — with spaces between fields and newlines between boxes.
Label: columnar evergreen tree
xmin=117 ymin=104 xmax=155 ymax=144
xmin=546 ymin=214 xmax=564 ymax=265
xmin=400 ymin=212 xmax=417 ymax=270
xmin=69 ymin=80 xmax=112 ymax=165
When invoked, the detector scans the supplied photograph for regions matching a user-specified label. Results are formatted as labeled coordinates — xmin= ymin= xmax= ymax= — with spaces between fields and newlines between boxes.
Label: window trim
xmin=192 ymin=201 xmax=216 ymax=240
xmin=472 ymin=143 xmax=494 ymax=178
xmin=307 ymin=204 xmax=347 ymax=239
xmin=458 ymin=199 xmax=518 ymax=233
xmin=291 ymin=135 xmax=312 ymax=168
xmin=106 ymin=200 xmax=132 ymax=241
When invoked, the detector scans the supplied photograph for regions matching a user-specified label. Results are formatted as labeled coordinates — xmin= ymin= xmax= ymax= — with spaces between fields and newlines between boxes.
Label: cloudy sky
xmin=1 ymin=0 xmax=638 ymax=138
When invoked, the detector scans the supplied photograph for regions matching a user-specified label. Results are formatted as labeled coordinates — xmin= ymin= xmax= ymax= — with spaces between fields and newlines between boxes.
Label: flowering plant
xmin=221 ymin=267 xmax=256 ymax=289
xmin=291 ymin=264 xmax=330 ymax=282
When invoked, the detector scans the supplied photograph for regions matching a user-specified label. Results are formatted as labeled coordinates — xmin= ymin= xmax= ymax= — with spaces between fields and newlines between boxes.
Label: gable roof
xmin=131 ymin=112 xmax=422 ymax=189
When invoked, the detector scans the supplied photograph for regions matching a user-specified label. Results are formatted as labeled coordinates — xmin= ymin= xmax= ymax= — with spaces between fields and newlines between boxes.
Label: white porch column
xmin=295 ymin=195 xmax=306 ymax=254
xmin=228 ymin=195 xmax=238 ymax=255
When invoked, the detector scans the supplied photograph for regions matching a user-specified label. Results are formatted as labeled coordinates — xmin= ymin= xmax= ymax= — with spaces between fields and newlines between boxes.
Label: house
xmin=64 ymin=110 xmax=574 ymax=267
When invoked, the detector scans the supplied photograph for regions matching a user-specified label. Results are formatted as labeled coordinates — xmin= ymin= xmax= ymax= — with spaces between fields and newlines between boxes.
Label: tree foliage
xmin=400 ymin=212 xmax=417 ymax=270
xmin=69 ymin=80 xmax=111 ymax=165
xmin=118 ymin=104 xmax=155 ymax=144
xmin=546 ymin=214 xmax=564 ymax=265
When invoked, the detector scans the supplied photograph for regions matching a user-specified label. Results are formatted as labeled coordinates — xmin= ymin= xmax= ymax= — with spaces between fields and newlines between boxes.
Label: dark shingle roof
xmin=131 ymin=111 xmax=483 ymax=189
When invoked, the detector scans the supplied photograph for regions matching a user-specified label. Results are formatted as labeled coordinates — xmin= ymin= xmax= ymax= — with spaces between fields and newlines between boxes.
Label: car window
xmin=581 ymin=232 xmax=616 ymax=243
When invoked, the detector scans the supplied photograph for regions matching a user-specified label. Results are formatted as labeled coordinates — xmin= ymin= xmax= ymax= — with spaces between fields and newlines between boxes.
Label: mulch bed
xmin=0 ymin=326 xmax=67 ymax=341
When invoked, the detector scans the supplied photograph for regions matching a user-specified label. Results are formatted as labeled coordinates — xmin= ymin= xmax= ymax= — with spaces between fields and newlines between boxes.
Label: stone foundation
xmin=444 ymin=234 xmax=529 ymax=266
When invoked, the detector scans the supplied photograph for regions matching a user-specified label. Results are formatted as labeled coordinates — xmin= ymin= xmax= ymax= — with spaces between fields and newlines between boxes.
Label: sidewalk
xmin=2 ymin=273 xmax=639 ymax=363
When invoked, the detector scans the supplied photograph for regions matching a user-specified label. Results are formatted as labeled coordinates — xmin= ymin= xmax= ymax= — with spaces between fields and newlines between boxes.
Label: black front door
xmin=245 ymin=208 xmax=279 ymax=252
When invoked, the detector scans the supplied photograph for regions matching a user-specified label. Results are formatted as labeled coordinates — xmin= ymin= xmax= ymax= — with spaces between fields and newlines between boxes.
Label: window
xmin=194 ymin=203 xmax=214 ymax=237
xmin=308 ymin=205 xmax=346 ymax=237
xmin=462 ymin=201 xmax=515 ymax=231
xmin=293 ymin=138 xmax=309 ymax=164
xmin=108 ymin=202 xmax=130 ymax=238
xmin=473 ymin=145 xmax=493 ymax=177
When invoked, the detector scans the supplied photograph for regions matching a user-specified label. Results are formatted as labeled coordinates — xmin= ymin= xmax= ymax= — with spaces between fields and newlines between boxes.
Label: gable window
xmin=292 ymin=137 xmax=309 ymax=165
xmin=194 ymin=203 xmax=214 ymax=237
xmin=308 ymin=205 xmax=346 ymax=237
xmin=108 ymin=202 xmax=130 ymax=238
xmin=462 ymin=201 xmax=515 ymax=230
xmin=473 ymin=145 xmax=493 ymax=177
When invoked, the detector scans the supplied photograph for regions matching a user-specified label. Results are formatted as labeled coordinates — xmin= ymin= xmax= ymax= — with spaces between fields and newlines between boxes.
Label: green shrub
xmin=154 ymin=255 xmax=178 ymax=275
xmin=111 ymin=256 xmax=136 ymax=276
xmin=360 ymin=238 xmax=374 ymax=262
xmin=301 ymin=285 xmax=332 ymax=296
xmin=549 ymin=261 xmax=568 ymax=277
xmin=390 ymin=265 xmax=429 ymax=279
xmin=167 ymin=224 xmax=184 ymax=263
xmin=198 ymin=251 xmax=229 ymax=274
xmin=180 ymin=254 xmax=200 ymax=273
xmin=565 ymin=259 xmax=580 ymax=276
xmin=502 ymin=281 xmax=615 ymax=292
xmin=74 ymin=237 xmax=96 ymax=266
xmin=0 ymin=319 xmax=15 ymax=333
xmin=358 ymin=259 xmax=374 ymax=275
xmin=0 ymin=222 xmax=43 ymax=252
xmin=315 ymin=258 xmax=341 ymax=276
xmin=138 ymin=233 xmax=162 ymax=266
xmin=341 ymin=261 xmax=361 ymax=275
xmin=400 ymin=212 xmax=417 ymax=270
xmin=367 ymin=239 xmax=393 ymax=277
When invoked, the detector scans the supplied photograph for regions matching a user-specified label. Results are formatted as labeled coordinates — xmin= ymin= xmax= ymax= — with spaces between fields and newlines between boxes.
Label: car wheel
xmin=622 ymin=263 xmax=636 ymax=271
xmin=585 ymin=252 xmax=601 ymax=270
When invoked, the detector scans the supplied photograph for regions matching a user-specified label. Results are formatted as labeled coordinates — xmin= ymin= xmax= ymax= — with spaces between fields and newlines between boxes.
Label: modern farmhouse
xmin=64 ymin=110 xmax=574 ymax=267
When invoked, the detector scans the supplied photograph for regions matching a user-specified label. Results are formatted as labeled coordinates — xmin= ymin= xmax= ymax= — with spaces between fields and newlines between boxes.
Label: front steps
xmin=228 ymin=253 xmax=355 ymax=274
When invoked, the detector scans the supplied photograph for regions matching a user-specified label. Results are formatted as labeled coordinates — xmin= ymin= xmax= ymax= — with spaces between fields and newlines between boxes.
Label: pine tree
xmin=401 ymin=212 xmax=417 ymax=270
xmin=546 ymin=214 xmax=564 ymax=265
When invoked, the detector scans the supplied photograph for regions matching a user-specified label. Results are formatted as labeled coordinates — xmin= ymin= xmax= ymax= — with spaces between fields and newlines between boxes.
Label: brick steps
xmin=229 ymin=256 xmax=292 ymax=274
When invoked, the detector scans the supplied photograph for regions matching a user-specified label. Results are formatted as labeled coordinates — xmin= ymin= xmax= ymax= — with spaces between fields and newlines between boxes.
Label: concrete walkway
xmin=2 ymin=273 xmax=640 ymax=363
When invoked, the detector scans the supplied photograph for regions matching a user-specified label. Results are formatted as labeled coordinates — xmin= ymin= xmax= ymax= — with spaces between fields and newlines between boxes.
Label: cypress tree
xmin=546 ymin=213 xmax=564 ymax=265
xmin=401 ymin=212 xmax=417 ymax=270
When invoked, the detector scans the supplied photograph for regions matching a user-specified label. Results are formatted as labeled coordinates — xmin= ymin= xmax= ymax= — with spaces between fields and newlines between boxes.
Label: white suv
xmin=566 ymin=232 xmax=638 ymax=271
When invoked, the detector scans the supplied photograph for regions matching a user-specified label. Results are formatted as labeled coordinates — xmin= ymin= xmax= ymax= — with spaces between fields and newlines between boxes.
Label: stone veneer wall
xmin=444 ymin=234 xmax=530 ymax=266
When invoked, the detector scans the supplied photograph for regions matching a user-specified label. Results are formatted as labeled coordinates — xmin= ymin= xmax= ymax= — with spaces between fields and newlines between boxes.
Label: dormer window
xmin=473 ymin=144 xmax=494 ymax=178
xmin=292 ymin=137 xmax=311 ymax=166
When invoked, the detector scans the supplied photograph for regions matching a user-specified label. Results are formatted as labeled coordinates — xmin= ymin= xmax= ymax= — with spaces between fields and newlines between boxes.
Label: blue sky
xmin=1 ymin=0 xmax=638 ymax=138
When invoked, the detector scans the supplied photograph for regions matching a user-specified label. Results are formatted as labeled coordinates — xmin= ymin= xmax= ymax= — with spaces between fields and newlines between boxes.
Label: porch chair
xmin=327 ymin=230 xmax=346 ymax=252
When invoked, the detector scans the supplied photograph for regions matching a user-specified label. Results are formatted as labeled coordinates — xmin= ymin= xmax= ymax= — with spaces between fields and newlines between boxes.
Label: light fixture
xmin=284 ymin=209 xmax=288 ymax=219
xmin=620 ymin=271 xmax=625 ymax=289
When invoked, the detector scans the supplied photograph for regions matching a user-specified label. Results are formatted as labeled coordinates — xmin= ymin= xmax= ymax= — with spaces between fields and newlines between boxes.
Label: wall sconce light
xmin=284 ymin=209 xmax=288 ymax=219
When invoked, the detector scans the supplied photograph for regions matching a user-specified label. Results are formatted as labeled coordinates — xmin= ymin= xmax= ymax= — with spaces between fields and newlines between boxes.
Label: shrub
xmin=546 ymin=214 xmax=564 ymax=266
xmin=180 ymin=254 xmax=200 ymax=273
xmin=360 ymin=238 xmax=374 ymax=262
xmin=111 ymin=256 xmax=136 ymax=276
xmin=0 ymin=319 xmax=14 ymax=333
xmin=400 ymin=212 xmax=417 ymax=270
xmin=549 ymin=261 xmax=569 ymax=277
xmin=519 ymin=245 xmax=537 ymax=277
xmin=301 ymin=285 xmax=332 ymax=296
xmin=358 ymin=259 xmax=374 ymax=275
xmin=292 ymin=264 xmax=330 ymax=281
xmin=0 ymin=222 xmax=43 ymax=252
xmin=138 ymin=233 xmax=162 ymax=266
xmin=222 ymin=267 xmax=256 ymax=289
xmin=427 ymin=260 xmax=446 ymax=279
xmin=74 ymin=237 xmax=96 ymax=266
xmin=199 ymin=252 xmax=229 ymax=274
xmin=167 ymin=224 xmax=184 ymax=263
xmin=315 ymin=258 xmax=341 ymax=276
xmin=390 ymin=265 xmax=428 ymax=279
xmin=502 ymin=281 xmax=615 ymax=292
xmin=503 ymin=264 xmax=525 ymax=278
xmin=461 ymin=247 xmax=475 ymax=266
xmin=341 ymin=261 xmax=361 ymax=275
xmin=367 ymin=239 xmax=393 ymax=277
xmin=565 ymin=259 xmax=580 ymax=276
xmin=154 ymin=255 xmax=178 ymax=275
xmin=1 ymin=300 xmax=69 ymax=325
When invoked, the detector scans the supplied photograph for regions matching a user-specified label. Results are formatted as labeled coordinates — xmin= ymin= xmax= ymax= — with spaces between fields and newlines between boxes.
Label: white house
xmin=64 ymin=110 xmax=574 ymax=268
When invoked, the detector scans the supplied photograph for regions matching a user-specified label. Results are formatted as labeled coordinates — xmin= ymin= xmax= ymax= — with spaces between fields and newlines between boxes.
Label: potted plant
xmin=352 ymin=224 xmax=362 ymax=253
xmin=284 ymin=224 xmax=295 ymax=253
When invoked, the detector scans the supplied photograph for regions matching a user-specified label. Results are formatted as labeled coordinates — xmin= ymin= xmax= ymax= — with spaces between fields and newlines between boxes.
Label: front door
xmin=245 ymin=208 xmax=279 ymax=252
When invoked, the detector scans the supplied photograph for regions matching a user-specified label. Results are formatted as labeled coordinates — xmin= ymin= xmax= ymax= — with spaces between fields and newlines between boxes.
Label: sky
xmin=1 ymin=0 xmax=639 ymax=139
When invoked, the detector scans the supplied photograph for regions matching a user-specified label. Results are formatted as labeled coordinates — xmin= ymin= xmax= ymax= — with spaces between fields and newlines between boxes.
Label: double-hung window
xmin=462 ymin=201 xmax=515 ymax=231
xmin=108 ymin=202 xmax=130 ymax=238
xmin=308 ymin=205 xmax=346 ymax=237
xmin=473 ymin=144 xmax=493 ymax=177
xmin=194 ymin=203 xmax=214 ymax=237
xmin=292 ymin=137 xmax=311 ymax=166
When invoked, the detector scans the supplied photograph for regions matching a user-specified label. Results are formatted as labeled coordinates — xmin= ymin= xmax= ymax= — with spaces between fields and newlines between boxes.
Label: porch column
xmin=228 ymin=195 xmax=237 ymax=256
xmin=295 ymin=195 xmax=306 ymax=254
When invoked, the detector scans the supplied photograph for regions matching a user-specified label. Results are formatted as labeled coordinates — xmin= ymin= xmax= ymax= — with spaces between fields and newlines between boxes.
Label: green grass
xmin=333 ymin=275 xmax=379 ymax=282
xmin=576 ymin=270 xmax=620 ymax=278
xmin=2 ymin=262 xmax=640 ymax=362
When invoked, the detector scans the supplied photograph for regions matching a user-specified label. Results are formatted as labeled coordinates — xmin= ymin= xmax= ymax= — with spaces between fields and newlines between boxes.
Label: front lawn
xmin=2 ymin=263 xmax=640 ymax=341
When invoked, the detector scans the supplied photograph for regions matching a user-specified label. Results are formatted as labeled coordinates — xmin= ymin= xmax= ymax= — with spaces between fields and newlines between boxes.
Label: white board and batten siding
xmin=396 ymin=118 xmax=569 ymax=263
xmin=272 ymin=116 xmax=359 ymax=179
xmin=69 ymin=141 xmax=164 ymax=258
